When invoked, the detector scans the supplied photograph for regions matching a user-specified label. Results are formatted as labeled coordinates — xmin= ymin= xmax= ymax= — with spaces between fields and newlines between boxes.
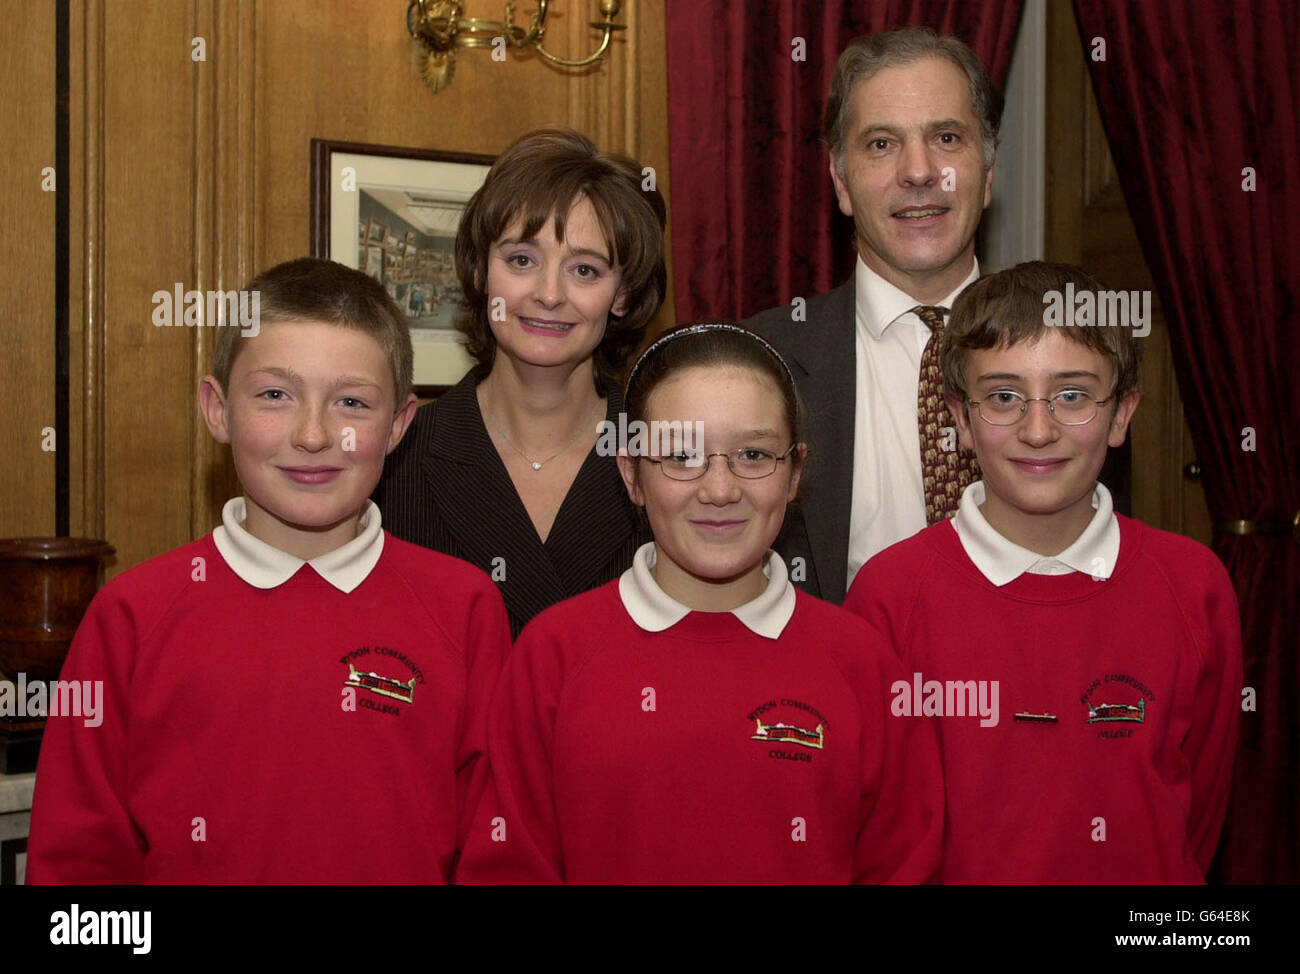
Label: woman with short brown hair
xmin=376 ymin=129 xmax=667 ymax=637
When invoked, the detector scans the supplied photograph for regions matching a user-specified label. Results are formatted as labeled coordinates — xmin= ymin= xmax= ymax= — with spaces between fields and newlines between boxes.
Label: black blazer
xmin=745 ymin=281 xmax=857 ymax=604
xmin=745 ymin=277 xmax=1133 ymax=605
xmin=374 ymin=368 xmax=647 ymax=638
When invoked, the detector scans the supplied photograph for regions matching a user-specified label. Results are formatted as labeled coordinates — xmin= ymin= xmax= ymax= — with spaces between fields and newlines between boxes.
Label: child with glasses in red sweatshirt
xmin=457 ymin=322 xmax=944 ymax=884
xmin=844 ymin=261 xmax=1242 ymax=884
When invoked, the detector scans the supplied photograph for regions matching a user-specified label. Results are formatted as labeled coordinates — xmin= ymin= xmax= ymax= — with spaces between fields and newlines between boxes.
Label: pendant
xmin=531 ymin=461 xmax=542 ymax=471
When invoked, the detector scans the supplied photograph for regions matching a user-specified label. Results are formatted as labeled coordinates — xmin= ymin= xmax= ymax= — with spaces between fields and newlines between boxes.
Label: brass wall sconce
xmin=407 ymin=0 xmax=625 ymax=93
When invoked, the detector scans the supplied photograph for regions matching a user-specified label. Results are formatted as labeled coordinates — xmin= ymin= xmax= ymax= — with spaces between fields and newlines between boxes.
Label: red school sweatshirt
xmin=26 ymin=533 xmax=510 ymax=884
xmin=843 ymin=516 xmax=1242 ymax=884
xmin=456 ymin=581 xmax=945 ymax=884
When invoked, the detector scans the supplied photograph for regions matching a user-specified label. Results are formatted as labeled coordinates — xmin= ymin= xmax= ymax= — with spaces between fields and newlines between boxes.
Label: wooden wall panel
xmin=255 ymin=1 xmax=572 ymax=267
xmin=67 ymin=0 xmax=103 ymax=544
xmin=0 ymin=1 xmax=57 ymax=537
xmin=190 ymin=0 xmax=258 ymax=540
xmin=51 ymin=0 xmax=673 ymax=576
xmin=620 ymin=0 xmax=674 ymax=341
xmin=91 ymin=1 xmax=203 ymax=576
xmin=256 ymin=0 xmax=675 ymax=273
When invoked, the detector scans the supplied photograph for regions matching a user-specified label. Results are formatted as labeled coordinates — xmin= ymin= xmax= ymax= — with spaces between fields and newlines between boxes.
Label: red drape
xmin=1072 ymin=0 xmax=1300 ymax=884
xmin=664 ymin=0 xmax=1022 ymax=322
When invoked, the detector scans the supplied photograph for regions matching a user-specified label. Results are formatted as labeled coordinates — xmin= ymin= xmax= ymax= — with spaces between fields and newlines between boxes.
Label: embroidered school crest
xmin=339 ymin=646 xmax=425 ymax=715
xmin=345 ymin=663 xmax=416 ymax=704
xmin=746 ymin=698 xmax=829 ymax=760
xmin=1086 ymin=699 xmax=1145 ymax=723
xmin=1080 ymin=672 xmax=1155 ymax=738
xmin=752 ymin=718 xmax=825 ymax=749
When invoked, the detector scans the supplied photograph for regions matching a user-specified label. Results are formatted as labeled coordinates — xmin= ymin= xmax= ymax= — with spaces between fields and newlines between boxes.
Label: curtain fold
xmin=664 ymin=0 xmax=1022 ymax=322
xmin=1071 ymin=0 xmax=1298 ymax=884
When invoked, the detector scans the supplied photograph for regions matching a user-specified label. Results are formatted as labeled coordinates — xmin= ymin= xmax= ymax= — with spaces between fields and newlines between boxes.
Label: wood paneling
xmin=96 ymin=0 xmax=202 ymax=573
xmin=190 ymin=0 xmax=258 ymax=540
xmin=43 ymin=0 xmax=674 ymax=577
xmin=0 ymin=1 xmax=57 ymax=538
xmin=1044 ymin=0 xmax=1210 ymax=542
xmin=67 ymin=0 xmax=103 ymax=544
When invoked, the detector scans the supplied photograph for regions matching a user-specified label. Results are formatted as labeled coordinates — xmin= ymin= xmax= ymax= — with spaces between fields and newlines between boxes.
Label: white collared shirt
xmin=618 ymin=542 xmax=797 ymax=639
xmin=212 ymin=497 xmax=385 ymax=593
xmin=952 ymin=481 xmax=1120 ymax=586
xmin=847 ymin=256 xmax=981 ymax=589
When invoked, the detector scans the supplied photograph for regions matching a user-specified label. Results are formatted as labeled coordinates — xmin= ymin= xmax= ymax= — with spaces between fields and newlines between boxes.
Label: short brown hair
xmin=941 ymin=261 xmax=1144 ymax=402
xmin=211 ymin=257 xmax=413 ymax=405
xmin=824 ymin=27 xmax=1003 ymax=176
xmin=455 ymin=129 xmax=667 ymax=385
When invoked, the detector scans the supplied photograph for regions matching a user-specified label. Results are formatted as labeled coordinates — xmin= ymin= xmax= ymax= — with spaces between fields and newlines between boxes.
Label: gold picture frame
xmin=311 ymin=139 xmax=495 ymax=394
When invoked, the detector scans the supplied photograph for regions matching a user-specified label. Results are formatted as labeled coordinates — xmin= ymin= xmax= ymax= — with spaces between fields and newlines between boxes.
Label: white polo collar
xmin=212 ymin=497 xmax=385 ymax=593
xmin=855 ymin=255 xmax=980 ymax=340
xmin=618 ymin=542 xmax=796 ymax=639
xmin=952 ymin=481 xmax=1120 ymax=586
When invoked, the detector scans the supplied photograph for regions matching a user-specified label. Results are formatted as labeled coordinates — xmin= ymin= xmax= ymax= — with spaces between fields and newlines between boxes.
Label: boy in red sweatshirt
xmin=27 ymin=258 xmax=510 ymax=884
xmin=844 ymin=261 xmax=1242 ymax=884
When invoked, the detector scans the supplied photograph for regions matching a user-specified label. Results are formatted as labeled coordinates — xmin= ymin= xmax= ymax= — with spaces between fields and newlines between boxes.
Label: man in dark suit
xmin=747 ymin=27 xmax=1000 ymax=603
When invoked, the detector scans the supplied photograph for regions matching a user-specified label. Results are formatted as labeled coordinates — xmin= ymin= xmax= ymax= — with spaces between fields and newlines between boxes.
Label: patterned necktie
xmin=914 ymin=305 xmax=980 ymax=524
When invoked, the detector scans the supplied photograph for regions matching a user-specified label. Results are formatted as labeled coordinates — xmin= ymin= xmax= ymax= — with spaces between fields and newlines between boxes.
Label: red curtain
xmin=1072 ymin=0 xmax=1300 ymax=883
xmin=664 ymin=0 xmax=1022 ymax=322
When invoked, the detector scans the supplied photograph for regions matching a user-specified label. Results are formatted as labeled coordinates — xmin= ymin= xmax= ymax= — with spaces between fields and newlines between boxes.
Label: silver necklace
xmin=484 ymin=394 xmax=595 ymax=471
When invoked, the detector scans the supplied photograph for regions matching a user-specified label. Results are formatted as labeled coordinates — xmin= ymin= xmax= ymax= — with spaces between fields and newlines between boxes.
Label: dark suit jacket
xmin=745 ymin=277 xmax=1133 ymax=606
xmin=745 ymin=281 xmax=857 ymax=604
xmin=374 ymin=368 xmax=647 ymax=638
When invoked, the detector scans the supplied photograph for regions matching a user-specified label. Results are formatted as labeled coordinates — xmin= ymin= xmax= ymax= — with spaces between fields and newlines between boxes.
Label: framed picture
xmin=311 ymin=139 xmax=495 ymax=394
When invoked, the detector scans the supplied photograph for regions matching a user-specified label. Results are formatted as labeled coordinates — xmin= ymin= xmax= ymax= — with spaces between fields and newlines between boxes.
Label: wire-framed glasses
xmin=967 ymin=390 xmax=1111 ymax=427
xmin=642 ymin=444 xmax=798 ymax=481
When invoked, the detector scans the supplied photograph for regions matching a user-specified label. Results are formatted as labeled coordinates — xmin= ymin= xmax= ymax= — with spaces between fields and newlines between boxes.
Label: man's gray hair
xmin=824 ymin=27 xmax=1004 ymax=177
